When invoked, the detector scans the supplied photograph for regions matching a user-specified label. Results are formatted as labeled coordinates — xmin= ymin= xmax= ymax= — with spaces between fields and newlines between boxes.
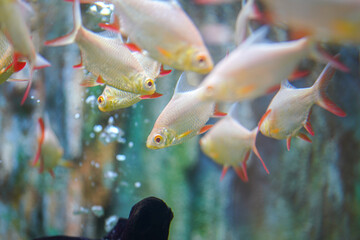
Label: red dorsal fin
xmin=258 ymin=109 xmax=271 ymax=129
xmin=220 ymin=166 xmax=229 ymax=181
xmin=33 ymin=118 xmax=45 ymax=166
xmin=159 ymin=65 xmax=172 ymax=77
xmin=125 ymin=43 xmax=142 ymax=52
xmin=297 ymin=133 xmax=312 ymax=143
xmin=286 ymin=136 xmax=292 ymax=151
xmin=96 ymin=75 xmax=105 ymax=84
xmin=199 ymin=125 xmax=213 ymax=134
xmin=140 ymin=92 xmax=163 ymax=99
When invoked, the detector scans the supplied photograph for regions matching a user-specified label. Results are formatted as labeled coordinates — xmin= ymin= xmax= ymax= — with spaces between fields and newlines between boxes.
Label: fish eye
xmin=196 ymin=54 xmax=206 ymax=64
xmin=145 ymin=79 xmax=154 ymax=88
xmin=154 ymin=134 xmax=163 ymax=144
xmin=97 ymin=96 xmax=105 ymax=105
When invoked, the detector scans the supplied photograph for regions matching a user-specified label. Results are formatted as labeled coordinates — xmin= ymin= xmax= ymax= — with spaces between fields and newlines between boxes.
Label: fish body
xmin=98 ymin=85 xmax=142 ymax=111
xmin=45 ymin=0 xmax=156 ymax=96
xmin=199 ymin=28 xmax=310 ymax=102
xmin=112 ymin=0 xmax=213 ymax=74
xmin=33 ymin=118 xmax=71 ymax=178
xmin=147 ymin=73 xmax=217 ymax=149
xmin=259 ymin=63 xmax=346 ymax=150
xmin=0 ymin=0 xmax=50 ymax=104
xmin=200 ymin=103 xmax=268 ymax=181
xmin=260 ymin=0 xmax=360 ymax=43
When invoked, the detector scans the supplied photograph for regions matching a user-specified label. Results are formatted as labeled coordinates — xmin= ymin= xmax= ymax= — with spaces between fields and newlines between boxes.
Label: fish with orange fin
xmin=100 ymin=0 xmax=214 ymax=74
xmin=198 ymin=27 xmax=349 ymax=103
xmin=146 ymin=72 xmax=226 ymax=150
xmin=0 ymin=31 xmax=27 ymax=84
xmin=200 ymin=103 xmax=269 ymax=182
xmin=45 ymin=0 xmax=157 ymax=96
xmin=258 ymin=62 xmax=346 ymax=151
xmin=259 ymin=0 xmax=360 ymax=44
xmin=0 ymin=0 xmax=50 ymax=105
xmin=32 ymin=117 xmax=73 ymax=178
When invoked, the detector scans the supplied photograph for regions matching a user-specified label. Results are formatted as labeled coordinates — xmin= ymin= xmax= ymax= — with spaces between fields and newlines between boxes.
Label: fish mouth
xmin=197 ymin=65 xmax=213 ymax=74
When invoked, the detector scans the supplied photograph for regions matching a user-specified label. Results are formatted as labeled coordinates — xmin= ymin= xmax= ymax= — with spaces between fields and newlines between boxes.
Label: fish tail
xmin=313 ymin=63 xmax=346 ymax=117
xmin=44 ymin=0 xmax=82 ymax=46
xmin=32 ymin=118 xmax=45 ymax=167
xmin=251 ymin=127 xmax=270 ymax=174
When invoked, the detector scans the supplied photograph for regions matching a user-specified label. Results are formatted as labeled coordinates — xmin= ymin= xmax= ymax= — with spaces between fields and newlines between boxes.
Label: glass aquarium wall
xmin=0 ymin=0 xmax=359 ymax=239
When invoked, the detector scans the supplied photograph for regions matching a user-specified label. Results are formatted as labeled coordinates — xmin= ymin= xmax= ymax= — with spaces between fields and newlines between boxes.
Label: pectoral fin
xmin=178 ymin=130 xmax=192 ymax=139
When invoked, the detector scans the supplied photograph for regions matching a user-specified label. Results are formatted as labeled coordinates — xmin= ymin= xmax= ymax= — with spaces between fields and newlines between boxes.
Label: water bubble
xmin=30 ymin=95 xmax=35 ymax=99
xmin=73 ymin=206 xmax=90 ymax=215
xmin=86 ymin=95 xmax=97 ymax=108
xmin=89 ymin=5 xmax=97 ymax=12
xmin=100 ymin=8 xmax=111 ymax=15
xmin=116 ymin=154 xmax=126 ymax=161
xmin=93 ymin=125 xmax=103 ymax=133
xmin=74 ymin=113 xmax=80 ymax=119
xmin=134 ymin=182 xmax=141 ymax=188
xmin=105 ymin=215 xmax=118 ymax=232
xmin=36 ymin=99 xmax=41 ymax=103
xmin=108 ymin=116 xmax=114 ymax=125
xmin=104 ymin=171 xmax=118 ymax=180
xmin=91 ymin=205 xmax=104 ymax=217
xmin=144 ymin=118 xmax=150 ymax=124
xmin=95 ymin=163 xmax=100 ymax=168
xmin=128 ymin=142 xmax=134 ymax=148
xmin=90 ymin=132 xmax=95 ymax=138
xmin=134 ymin=122 xmax=138 ymax=127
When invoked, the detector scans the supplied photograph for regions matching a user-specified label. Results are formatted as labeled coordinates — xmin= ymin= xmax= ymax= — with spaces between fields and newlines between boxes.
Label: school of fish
xmin=0 ymin=0 xmax=356 ymax=181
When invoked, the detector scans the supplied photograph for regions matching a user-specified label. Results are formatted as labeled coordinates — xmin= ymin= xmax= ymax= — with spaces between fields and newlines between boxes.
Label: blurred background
xmin=0 ymin=0 xmax=359 ymax=239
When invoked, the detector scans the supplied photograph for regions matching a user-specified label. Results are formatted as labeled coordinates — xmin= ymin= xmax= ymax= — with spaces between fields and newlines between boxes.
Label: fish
xmin=146 ymin=72 xmax=226 ymax=150
xmin=98 ymin=85 xmax=162 ymax=112
xmin=259 ymin=0 xmax=360 ymax=44
xmin=200 ymin=103 xmax=269 ymax=182
xmin=0 ymin=0 xmax=50 ymax=104
xmin=45 ymin=0 xmax=157 ymax=96
xmin=0 ymin=31 xmax=26 ymax=84
xmin=33 ymin=196 xmax=174 ymax=240
xmin=32 ymin=117 xmax=72 ymax=178
xmin=104 ymin=0 xmax=214 ymax=74
xmin=258 ymin=62 xmax=346 ymax=151
xmin=198 ymin=27 xmax=348 ymax=102
xmin=234 ymin=0 xmax=258 ymax=45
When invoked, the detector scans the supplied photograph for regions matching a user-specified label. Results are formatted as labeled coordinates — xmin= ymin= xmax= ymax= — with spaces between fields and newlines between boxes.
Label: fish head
xmin=134 ymin=73 xmax=156 ymax=95
xmin=184 ymin=47 xmax=213 ymax=74
xmin=146 ymin=127 xmax=176 ymax=149
xmin=97 ymin=94 xmax=108 ymax=112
